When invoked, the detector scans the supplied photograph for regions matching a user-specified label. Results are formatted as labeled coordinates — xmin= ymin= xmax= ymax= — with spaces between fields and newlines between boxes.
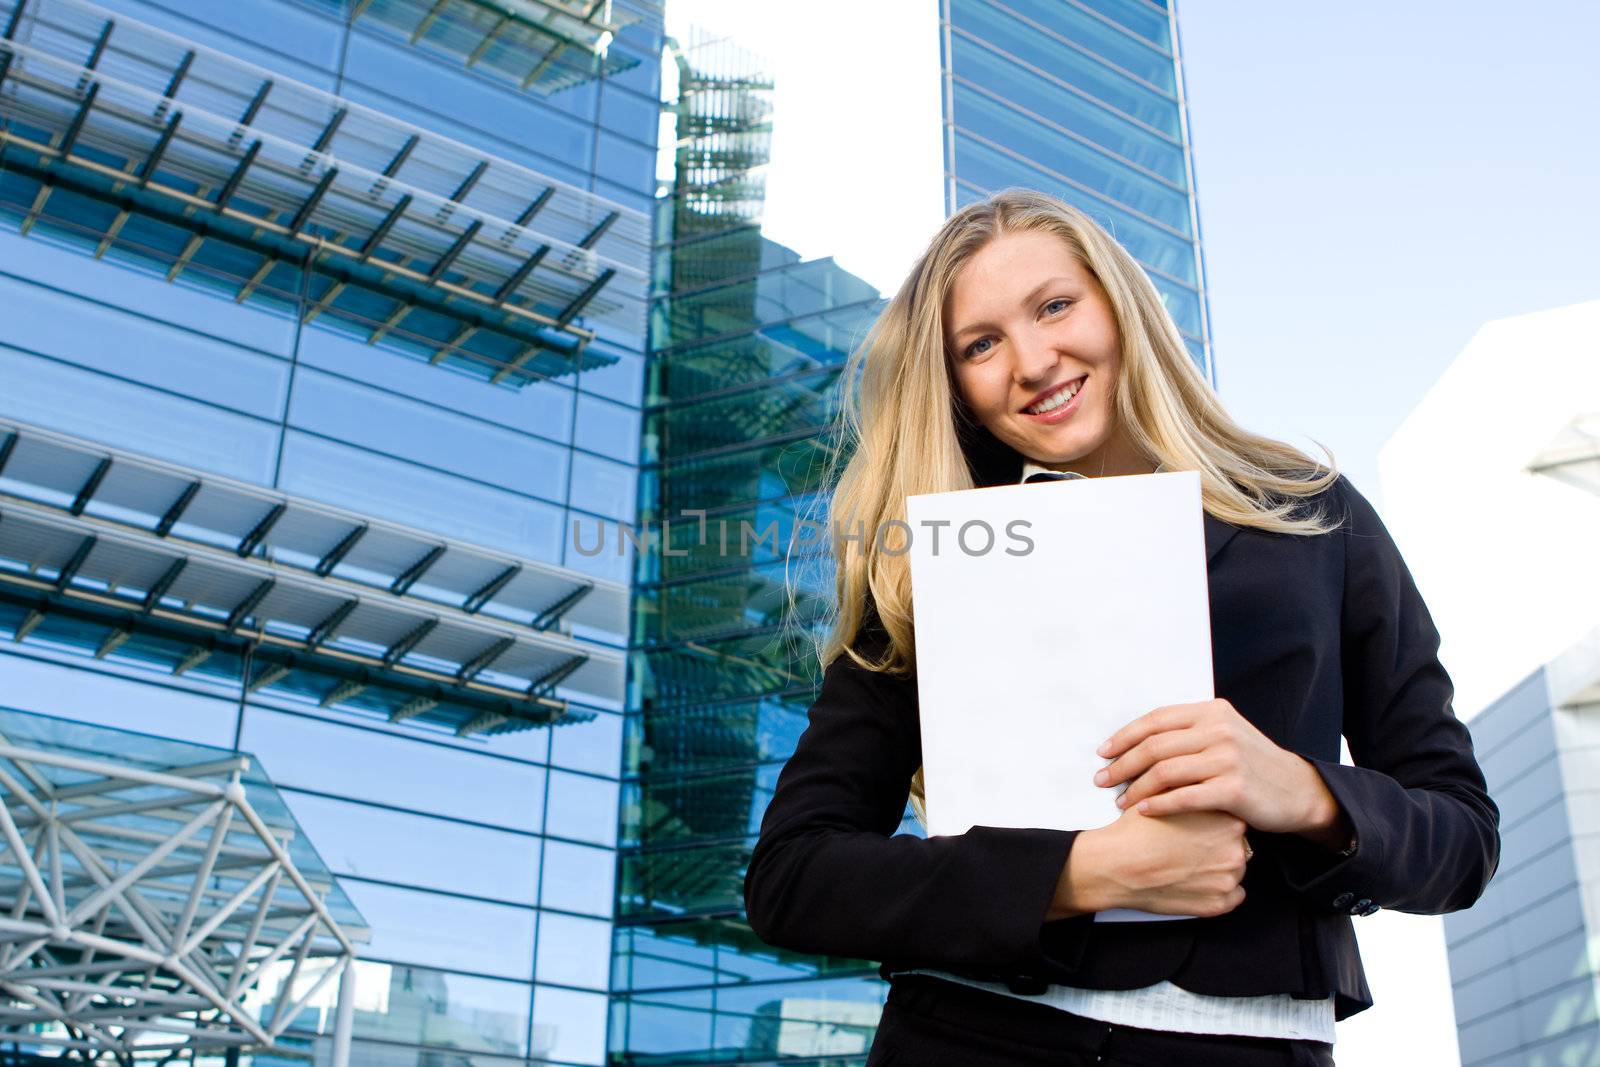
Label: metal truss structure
xmin=0 ymin=709 xmax=366 ymax=1060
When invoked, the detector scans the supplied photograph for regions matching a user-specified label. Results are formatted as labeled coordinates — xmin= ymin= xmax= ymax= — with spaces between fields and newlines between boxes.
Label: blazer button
xmin=1360 ymin=902 xmax=1380 ymax=916
xmin=1005 ymin=976 xmax=1048 ymax=995
xmin=1330 ymin=892 xmax=1355 ymax=911
xmin=1351 ymin=897 xmax=1372 ymax=915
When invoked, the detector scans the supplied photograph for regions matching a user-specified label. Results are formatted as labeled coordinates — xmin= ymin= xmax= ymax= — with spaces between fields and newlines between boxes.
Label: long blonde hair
xmin=800 ymin=188 xmax=1339 ymax=827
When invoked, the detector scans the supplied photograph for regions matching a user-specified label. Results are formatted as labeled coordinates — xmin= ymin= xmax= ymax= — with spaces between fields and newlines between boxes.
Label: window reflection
xmin=240 ymin=708 xmax=547 ymax=832
xmin=540 ymin=839 xmax=616 ymax=917
xmin=283 ymin=791 xmax=541 ymax=905
xmin=535 ymin=912 xmax=612 ymax=990
xmin=545 ymin=769 xmax=621 ymax=847
xmin=532 ymin=984 xmax=608 ymax=1065
xmin=343 ymin=882 xmax=535 ymax=980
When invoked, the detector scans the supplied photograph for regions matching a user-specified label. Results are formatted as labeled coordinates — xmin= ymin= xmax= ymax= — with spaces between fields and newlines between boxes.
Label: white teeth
xmin=1026 ymin=380 xmax=1082 ymax=415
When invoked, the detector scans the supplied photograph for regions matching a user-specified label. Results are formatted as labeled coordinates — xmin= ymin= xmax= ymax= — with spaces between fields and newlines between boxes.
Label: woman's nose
xmin=1012 ymin=332 xmax=1059 ymax=384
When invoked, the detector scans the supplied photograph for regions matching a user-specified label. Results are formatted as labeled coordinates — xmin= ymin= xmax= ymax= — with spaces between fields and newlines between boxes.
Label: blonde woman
xmin=743 ymin=189 xmax=1499 ymax=1066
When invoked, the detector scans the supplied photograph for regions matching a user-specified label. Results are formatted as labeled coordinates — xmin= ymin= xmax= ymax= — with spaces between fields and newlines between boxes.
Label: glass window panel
xmin=103 ymin=0 xmax=342 ymax=90
xmin=297 ymin=329 xmax=576 ymax=445
xmin=238 ymin=708 xmax=547 ymax=832
xmin=342 ymin=32 xmax=594 ymax=171
xmin=563 ymin=520 xmax=635 ymax=585
xmin=597 ymin=131 xmax=657 ymax=196
xmin=533 ymin=985 xmax=609 ymax=1065
xmin=0 ymin=230 xmax=297 ymax=354
xmin=545 ymin=769 xmax=620 ymax=847
xmin=0 ymin=272 xmax=291 ymax=420
xmin=612 ymin=925 xmax=718 ymax=991
xmin=951 ymin=0 xmax=1180 ymax=135
xmin=548 ymin=709 xmax=624 ymax=778
xmin=600 ymin=83 xmax=664 ymax=145
xmin=604 ymin=40 xmax=662 ymax=98
xmin=342 ymin=880 xmax=535 ymax=979
xmin=334 ymin=1040 xmax=527 ymax=1067
xmin=713 ymin=975 xmax=885 ymax=1059
xmin=569 ymin=452 xmax=638 ymax=525
xmin=613 ymin=994 xmax=713 ymax=1060
xmin=953 ymin=85 xmax=1190 ymax=233
xmin=994 ymin=0 xmax=1174 ymax=89
xmin=207 ymin=0 xmax=348 ymax=66
xmin=1087 ymin=0 xmax=1174 ymax=49
xmin=282 ymin=791 xmax=541 ymax=905
xmin=278 ymin=958 xmax=531 ymax=1057
xmin=950 ymin=134 xmax=1197 ymax=284
xmin=574 ymin=392 xmax=642 ymax=463
xmin=1147 ymin=274 xmax=1203 ymax=338
xmin=355 ymin=962 xmax=530 ymax=1056
xmin=540 ymin=838 xmax=616 ymax=917
xmin=588 ymin=178 xmax=656 ymax=223
xmin=0 ymin=348 xmax=281 ymax=484
xmin=534 ymin=913 xmax=612 ymax=990
xmin=289 ymin=368 xmax=569 ymax=500
xmin=949 ymin=34 xmax=1186 ymax=185
xmin=277 ymin=431 xmax=565 ymax=561
xmin=614 ymin=12 xmax=664 ymax=55
xmin=0 ymin=650 xmax=239 ymax=748
xmin=592 ymin=310 xmax=652 ymax=356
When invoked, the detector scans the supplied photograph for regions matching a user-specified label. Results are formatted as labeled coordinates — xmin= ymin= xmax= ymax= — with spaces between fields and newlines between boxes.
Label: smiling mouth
xmin=1022 ymin=376 xmax=1086 ymax=415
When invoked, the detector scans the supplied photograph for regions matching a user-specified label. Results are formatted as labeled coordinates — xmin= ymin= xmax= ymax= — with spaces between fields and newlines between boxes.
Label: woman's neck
xmin=1031 ymin=432 xmax=1159 ymax=478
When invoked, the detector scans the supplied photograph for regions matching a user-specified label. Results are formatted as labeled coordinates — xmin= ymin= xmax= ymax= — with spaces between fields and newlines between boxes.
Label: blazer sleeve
xmin=742 ymin=612 xmax=1099 ymax=977
xmin=1274 ymin=476 xmax=1501 ymax=915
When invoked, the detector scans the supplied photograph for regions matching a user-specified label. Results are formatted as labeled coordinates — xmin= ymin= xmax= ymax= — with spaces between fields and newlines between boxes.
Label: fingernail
xmin=1096 ymin=741 xmax=1111 ymax=757
xmin=1093 ymin=769 xmax=1109 ymax=786
xmin=1114 ymin=794 xmax=1126 ymax=807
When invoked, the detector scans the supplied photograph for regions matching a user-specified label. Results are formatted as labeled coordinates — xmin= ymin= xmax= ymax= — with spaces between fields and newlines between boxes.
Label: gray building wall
xmin=1446 ymin=669 xmax=1600 ymax=1066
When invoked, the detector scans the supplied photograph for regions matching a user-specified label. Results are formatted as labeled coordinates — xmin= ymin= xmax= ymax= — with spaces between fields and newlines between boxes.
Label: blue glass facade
xmin=941 ymin=0 xmax=1215 ymax=379
xmin=0 ymin=0 xmax=658 ymax=1062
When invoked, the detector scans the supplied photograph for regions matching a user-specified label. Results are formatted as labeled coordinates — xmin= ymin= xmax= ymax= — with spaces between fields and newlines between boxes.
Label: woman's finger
xmin=1097 ymin=702 xmax=1203 ymax=758
xmin=1133 ymin=779 xmax=1236 ymax=819
xmin=1117 ymin=751 xmax=1221 ymax=809
xmin=1099 ymin=726 xmax=1207 ymax=788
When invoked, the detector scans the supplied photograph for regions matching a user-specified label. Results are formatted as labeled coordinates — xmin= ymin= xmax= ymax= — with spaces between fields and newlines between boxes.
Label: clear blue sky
xmin=1178 ymin=1 xmax=1600 ymax=500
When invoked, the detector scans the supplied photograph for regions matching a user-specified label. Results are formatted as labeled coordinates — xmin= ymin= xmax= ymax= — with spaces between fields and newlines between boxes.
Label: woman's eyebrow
xmin=950 ymin=276 xmax=1078 ymax=340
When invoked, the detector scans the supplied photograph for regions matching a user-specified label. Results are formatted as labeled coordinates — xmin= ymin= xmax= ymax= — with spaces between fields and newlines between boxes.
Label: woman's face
xmin=944 ymin=229 xmax=1137 ymax=476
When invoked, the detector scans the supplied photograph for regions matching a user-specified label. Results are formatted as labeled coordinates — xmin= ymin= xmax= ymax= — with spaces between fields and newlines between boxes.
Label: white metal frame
xmin=0 ymin=736 xmax=360 ymax=1059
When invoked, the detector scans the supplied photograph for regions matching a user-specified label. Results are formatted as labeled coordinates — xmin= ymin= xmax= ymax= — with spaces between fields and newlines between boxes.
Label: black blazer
xmin=743 ymin=448 xmax=1500 ymax=1023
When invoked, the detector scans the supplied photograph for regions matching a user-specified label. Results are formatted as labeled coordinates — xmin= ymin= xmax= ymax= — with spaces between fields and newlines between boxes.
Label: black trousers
xmin=866 ymin=974 xmax=1337 ymax=1066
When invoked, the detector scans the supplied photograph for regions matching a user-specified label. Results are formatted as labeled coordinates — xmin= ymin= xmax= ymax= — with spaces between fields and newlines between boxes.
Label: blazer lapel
xmin=1203 ymin=511 xmax=1239 ymax=563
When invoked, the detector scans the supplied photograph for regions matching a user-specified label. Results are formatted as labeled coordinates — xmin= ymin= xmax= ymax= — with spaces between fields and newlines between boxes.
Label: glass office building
xmin=1444 ymin=646 xmax=1600 ymax=1066
xmin=940 ymin=0 xmax=1215 ymax=380
xmin=612 ymin=34 xmax=894 ymax=1063
xmin=0 ymin=0 xmax=657 ymax=1062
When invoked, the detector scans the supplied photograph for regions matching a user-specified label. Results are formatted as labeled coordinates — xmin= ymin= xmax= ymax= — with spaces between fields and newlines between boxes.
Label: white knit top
xmin=913 ymin=460 xmax=1338 ymax=1044
xmin=888 ymin=968 xmax=1336 ymax=1044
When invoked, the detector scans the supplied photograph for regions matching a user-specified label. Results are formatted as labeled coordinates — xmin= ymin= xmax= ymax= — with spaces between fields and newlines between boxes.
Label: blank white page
xmin=905 ymin=470 xmax=1213 ymax=922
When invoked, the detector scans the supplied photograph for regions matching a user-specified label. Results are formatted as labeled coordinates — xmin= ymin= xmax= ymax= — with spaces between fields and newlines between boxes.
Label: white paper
xmin=905 ymin=470 xmax=1214 ymax=922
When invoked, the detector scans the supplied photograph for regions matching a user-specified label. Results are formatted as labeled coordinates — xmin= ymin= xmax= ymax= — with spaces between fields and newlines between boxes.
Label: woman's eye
xmin=1045 ymin=298 xmax=1073 ymax=315
xmin=965 ymin=337 xmax=993 ymax=359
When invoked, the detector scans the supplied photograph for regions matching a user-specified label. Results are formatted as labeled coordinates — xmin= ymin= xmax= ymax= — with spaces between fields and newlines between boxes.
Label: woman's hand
xmin=1093 ymin=698 xmax=1345 ymax=838
xmin=1053 ymin=807 xmax=1250 ymax=919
